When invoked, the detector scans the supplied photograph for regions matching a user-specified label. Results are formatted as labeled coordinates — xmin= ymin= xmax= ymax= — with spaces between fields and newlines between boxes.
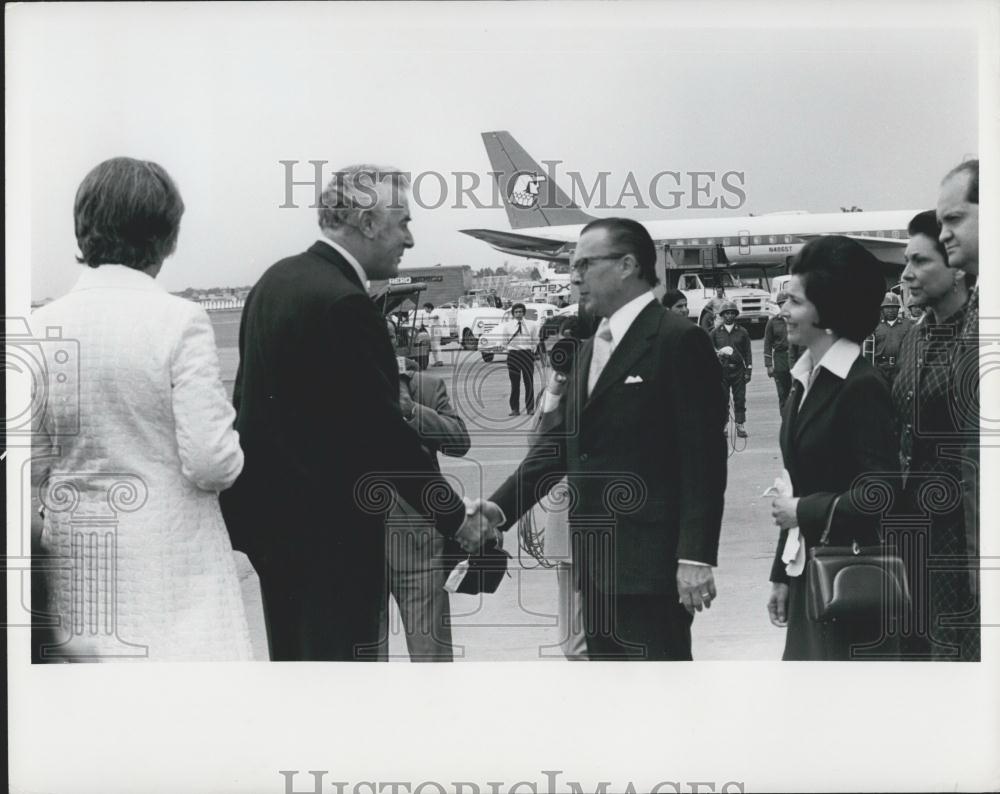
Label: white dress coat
xmin=32 ymin=265 xmax=252 ymax=661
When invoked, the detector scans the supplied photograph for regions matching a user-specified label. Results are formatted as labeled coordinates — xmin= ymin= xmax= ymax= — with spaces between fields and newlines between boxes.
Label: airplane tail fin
xmin=482 ymin=131 xmax=595 ymax=229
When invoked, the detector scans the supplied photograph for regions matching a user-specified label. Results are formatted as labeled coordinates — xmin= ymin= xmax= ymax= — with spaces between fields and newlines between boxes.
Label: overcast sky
xmin=8 ymin=3 xmax=982 ymax=300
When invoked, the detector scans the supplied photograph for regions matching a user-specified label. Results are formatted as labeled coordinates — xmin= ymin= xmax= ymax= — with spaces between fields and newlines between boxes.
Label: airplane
xmin=460 ymin=131 xmax=921 ymax=270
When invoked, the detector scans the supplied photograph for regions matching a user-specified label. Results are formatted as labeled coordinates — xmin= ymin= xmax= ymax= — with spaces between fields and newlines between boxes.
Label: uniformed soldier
xmin=873 ymin=292 xmax=913 ymax=384
xmin=710 ymin=300 xmax=752 ymax=438
xmin=762 ymin=290 xmax=792 ymax=411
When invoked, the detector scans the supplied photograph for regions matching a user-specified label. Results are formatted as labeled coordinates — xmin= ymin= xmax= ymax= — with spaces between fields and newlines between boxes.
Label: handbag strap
xmin=817 ymin=492 xmax=885 ymax=550
xmin=817 ymin=494 xmax=843 ymax=547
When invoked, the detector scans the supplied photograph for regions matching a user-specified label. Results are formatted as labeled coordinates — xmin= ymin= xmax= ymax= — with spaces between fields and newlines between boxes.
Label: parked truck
xmin=673 ymin=269 xmax=776 ymax=337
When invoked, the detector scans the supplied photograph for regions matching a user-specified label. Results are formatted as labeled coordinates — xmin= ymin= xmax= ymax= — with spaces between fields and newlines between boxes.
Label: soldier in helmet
xmin=710 ymin=300 xmax=752 ymax=438
xmin=763 ymin=290 xmax=792 ymax=411
xmin=872 ymin=291 xmax=913 ymax=384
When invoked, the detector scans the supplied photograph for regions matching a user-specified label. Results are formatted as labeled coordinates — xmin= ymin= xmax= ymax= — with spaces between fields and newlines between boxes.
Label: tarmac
xmin=210 ymin=309 xmax=787 ymax=661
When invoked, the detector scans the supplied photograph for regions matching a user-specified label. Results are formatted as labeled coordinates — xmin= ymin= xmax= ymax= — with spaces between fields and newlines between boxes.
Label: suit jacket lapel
xmin=780 ymin=379 xmax=803 ymax=472
xmin=792 ymin=368 xmax=840 ymax=442
xmin=586 ymin=302 xmax=660 ymax=407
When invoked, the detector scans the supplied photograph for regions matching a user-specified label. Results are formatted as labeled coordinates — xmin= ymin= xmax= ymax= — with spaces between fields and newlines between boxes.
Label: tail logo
xmin=508 ymin=173 xmax=546 ymax=209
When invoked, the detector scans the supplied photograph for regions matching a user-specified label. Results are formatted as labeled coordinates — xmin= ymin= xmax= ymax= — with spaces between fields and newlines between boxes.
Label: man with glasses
xmin=471 ymin=218 xmax=728 ymax=660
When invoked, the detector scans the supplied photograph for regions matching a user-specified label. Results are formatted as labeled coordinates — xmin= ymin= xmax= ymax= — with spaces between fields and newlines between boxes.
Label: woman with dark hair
xmin=893 ymin=210 xmax=978 ymax=660
xmin=32 ymin=157 xmax=252 ymax=661
xmin=766 ymin=235 xmax=898 ymax=660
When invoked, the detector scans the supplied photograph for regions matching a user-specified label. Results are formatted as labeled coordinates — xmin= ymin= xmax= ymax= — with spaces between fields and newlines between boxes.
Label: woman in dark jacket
xmin=893 ymin=210 xmax=978 ymax=661
xmin=766 ymin=236 xmax=898 ymax=660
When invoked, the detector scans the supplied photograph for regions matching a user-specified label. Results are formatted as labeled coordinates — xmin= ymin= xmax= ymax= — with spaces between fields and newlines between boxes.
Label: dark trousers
xmin=507 ymin=349 xmax=535 ymax=413
xmin=724 ymin=373 xmax=747 ymax=424
xmin=257 ymin=560 xmax=386 ymax=661
xmin=582 ymin=583 xmax=694 ymax=661
xmin=773 ymin=369 xmax=791 ymax=411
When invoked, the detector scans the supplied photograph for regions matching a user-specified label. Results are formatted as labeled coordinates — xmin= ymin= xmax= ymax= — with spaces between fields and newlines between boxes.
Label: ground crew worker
xmin=873 ymin=292 xmax=912 ymax=384
xmin=710 ymin=300 xmax=752 ymax=438
xmin=763 ymin=290 xmax=792 ymax=411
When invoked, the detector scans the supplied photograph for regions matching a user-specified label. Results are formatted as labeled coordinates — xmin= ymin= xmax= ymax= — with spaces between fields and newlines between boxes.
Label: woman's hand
xmin=767 ymin=583 xmax=790 ymax=627
xmin=771 ymin=496 xmax=799 ymax=530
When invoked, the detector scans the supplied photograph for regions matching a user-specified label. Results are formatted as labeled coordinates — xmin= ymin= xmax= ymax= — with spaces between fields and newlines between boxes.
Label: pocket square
xmin=624 ymin=375 xmax=643 ymax=384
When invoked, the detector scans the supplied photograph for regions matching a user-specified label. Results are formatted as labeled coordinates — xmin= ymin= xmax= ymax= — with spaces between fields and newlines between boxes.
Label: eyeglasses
xmin=570 ymin=252 xmax=629 ymax=275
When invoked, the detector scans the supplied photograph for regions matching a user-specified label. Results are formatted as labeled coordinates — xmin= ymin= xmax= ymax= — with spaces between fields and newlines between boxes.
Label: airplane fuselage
xmin=515 ymin=209 xmax=920 ymax=265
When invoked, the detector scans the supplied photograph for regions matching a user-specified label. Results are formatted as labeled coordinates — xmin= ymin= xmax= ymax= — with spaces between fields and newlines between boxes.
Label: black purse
xmin=441 ymin=537 xmax=511 ymax=595
xmin=805 ymin=495 xmax=911 ymax=623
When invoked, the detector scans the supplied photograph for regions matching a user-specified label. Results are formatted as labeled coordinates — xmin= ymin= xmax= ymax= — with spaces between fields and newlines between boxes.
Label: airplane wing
xmin=460 ymin=228 xmax=574 ymax=262
xmin=796 ymin=233 xmax=906 ymax=265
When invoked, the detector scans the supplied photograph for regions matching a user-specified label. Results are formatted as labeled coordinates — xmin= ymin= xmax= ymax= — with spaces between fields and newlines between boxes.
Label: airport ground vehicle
xmin=370 ymin=282 xmax=429 ymax=360
xmin=430 ymin=292 xmax=508 ymax=351
xmin=674 ymin=269 xmax=776 ymax=337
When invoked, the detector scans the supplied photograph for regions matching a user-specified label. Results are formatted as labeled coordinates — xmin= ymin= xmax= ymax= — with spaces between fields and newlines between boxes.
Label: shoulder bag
xmin=806 ymin=495 xmax=911 ymax=623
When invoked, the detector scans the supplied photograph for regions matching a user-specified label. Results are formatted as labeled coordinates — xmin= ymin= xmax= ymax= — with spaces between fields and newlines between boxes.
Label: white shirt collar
xmin=604 ymin=290 xmax=656 ymax=346
xmin=317 ymin=237 xmax=368 ymax=288
xmin=791 ymin=337 xmax=860 ymax=390
xmin=71 ymin=264 xmax=162 ymax=292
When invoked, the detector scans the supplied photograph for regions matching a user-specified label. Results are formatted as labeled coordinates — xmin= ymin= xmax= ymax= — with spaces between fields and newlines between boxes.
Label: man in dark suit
xmin=221 ymin=166 xmax=481 ymax=661
xmin=471 ymin=218 xmax=728 ymax=660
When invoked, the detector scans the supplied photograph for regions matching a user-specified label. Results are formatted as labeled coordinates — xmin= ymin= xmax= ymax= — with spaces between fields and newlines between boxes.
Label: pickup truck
xmin=676 ymin=270 xmax=777 ymax=337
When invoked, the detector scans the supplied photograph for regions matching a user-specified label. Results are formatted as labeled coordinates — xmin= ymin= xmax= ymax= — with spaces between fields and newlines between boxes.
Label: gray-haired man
xmin=221 ymin=166 xmax=479 ymax=661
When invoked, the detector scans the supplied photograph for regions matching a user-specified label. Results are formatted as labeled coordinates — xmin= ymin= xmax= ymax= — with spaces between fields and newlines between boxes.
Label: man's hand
xmin=677 ymin=563 xmax=716 ymax=615
xmin=745 ymin=369 xmax=752 ymax=383
xmin=454 ymin=498 xmax=503 ymax=553
xmin=771 ymin=496 xmax=799 ymax=530
xmin=766 ymin=365 xmax=774 ymax=378
xmin=767 ymin=582 xmax=790 ymax=627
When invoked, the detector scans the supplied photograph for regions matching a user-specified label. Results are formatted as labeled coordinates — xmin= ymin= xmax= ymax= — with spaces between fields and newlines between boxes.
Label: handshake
xmin=453 ymin=497 xmax=505 ymax=554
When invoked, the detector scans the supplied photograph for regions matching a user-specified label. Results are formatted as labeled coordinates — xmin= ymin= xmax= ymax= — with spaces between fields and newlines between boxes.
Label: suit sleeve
xmin=332 ymin=295 xmax=466 ymax=536
xmin=231 ymin=291 xmax=251 ymax=415
xmin=410 ymin=377 xmax=471 ymax=458
xmin=795 ymin=371 xmax=898 ymax=547
xmin=490 ymin=390 xmax=568 ymax=532
xmin=763 ymin=320 xmax=775 ymax=368
xmin=671 ymin=325 xmax=728 ymax=565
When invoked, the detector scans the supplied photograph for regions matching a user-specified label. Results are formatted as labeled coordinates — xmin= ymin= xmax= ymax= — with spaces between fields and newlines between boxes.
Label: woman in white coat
xmin=32 ymin=157 xmax=252 ymax=661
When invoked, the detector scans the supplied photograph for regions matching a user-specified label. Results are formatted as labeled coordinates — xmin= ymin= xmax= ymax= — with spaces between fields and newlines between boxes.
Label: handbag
xmin=441 ymin=537 xmax=511 ymax=595
xmin=805 ymin=495 xmax=911 ymax=623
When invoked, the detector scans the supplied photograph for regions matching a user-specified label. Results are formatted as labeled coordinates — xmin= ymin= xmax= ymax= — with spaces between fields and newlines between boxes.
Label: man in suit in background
xmin=221 ymin=165 xmax=481 ymax=661
xmin=473 ymin=218 xmax=728 ymax=660
xmin=387 ymin=358 xmax=471 ymax=661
